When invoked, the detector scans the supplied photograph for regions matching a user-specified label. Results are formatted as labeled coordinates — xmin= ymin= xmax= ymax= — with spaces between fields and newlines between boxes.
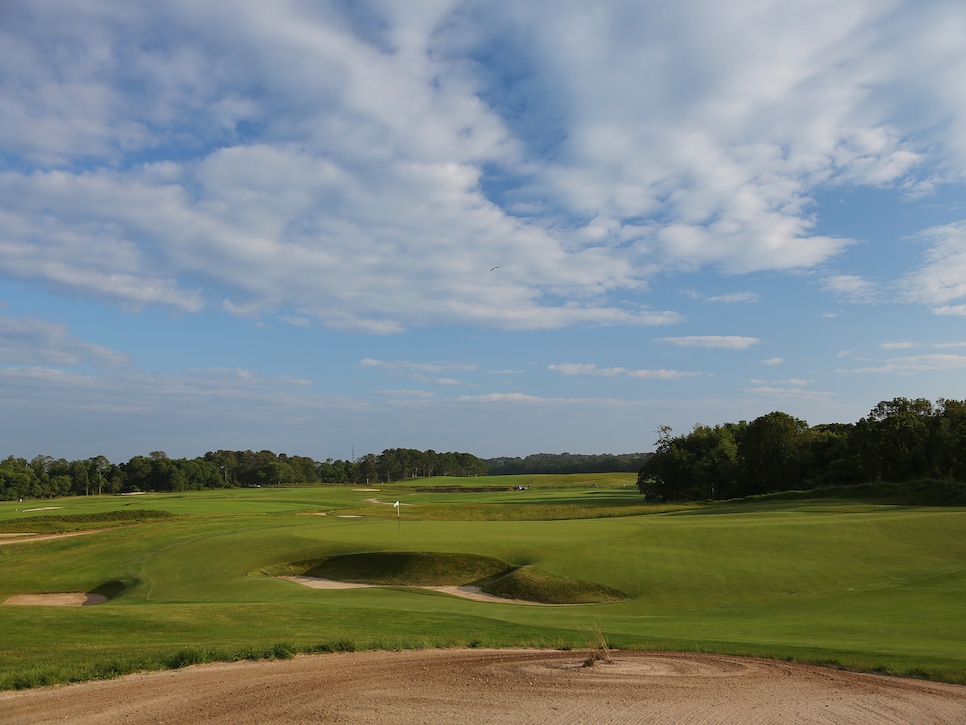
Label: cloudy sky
xmin=2 ymin=0 xmax=966 ymax=463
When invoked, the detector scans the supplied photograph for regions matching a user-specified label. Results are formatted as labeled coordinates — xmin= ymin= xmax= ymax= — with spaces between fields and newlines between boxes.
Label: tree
xmin=87 ymin=456 xmax=113 ymax=495
xmin=638 ymin=424 xmax=739 ymax=501
xmin=739 ymin=412 xmax=808 ymax=494
xmin=857 ymin=398 xmax=934 ymax=482
xmin=0 ymin=456 xmax=35 ymax=501
xmin=932 ymin=399 xmax=966 ymax=480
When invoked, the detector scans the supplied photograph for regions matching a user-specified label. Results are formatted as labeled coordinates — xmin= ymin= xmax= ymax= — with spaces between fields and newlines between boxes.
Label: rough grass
xmin=732 ymin=480 xmax=966 ymax=507
xmin=0 ymin=510 xmax=174 ymax=534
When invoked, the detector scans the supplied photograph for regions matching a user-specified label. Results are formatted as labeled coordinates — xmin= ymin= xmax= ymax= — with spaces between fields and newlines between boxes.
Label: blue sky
xmin=2 ymin=0 xmax=966 ymax=462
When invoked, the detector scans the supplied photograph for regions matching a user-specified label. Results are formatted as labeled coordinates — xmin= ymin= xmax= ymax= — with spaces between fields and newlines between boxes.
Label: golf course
xmin=1 ymin=473 xmax=965 ymax=696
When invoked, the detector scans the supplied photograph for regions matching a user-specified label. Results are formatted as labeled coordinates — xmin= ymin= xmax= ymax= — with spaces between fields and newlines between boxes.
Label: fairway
xmin=1 ymin=475 xmax=965 ymax=690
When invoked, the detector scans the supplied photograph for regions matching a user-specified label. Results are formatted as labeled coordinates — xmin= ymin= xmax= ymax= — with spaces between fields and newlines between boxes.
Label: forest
xmin=638 ymin=397 xmax=966 ymax=501
xmin=5 ymin=396 xmax=966 ymax=502
xmin=0 ymin=448 xmax=487 ymax=500
xmin=485 ymin=452 xmax=648 ymax=475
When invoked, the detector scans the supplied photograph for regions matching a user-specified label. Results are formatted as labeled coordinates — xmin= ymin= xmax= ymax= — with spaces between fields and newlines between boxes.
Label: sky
xmin=2 ymin=0 xmax=966 ymax=463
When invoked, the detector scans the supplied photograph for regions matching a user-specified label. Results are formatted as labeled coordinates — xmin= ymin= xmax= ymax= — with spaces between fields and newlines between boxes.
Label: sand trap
xmin=21 ymin=507 xmax=62 ymax=512
xmin=4 ymin=593 xmax=108 ymax=606
xmin=282 ymin=577 xmax=377 ymax=590
xmin=0 ymin=531 xmax=101 ymax=547
xmin=362 ymin=498 xmax=411 ymax=506
xmin=282 ymin=577 xmax=563 ymax=605
xmin=353 ymin=488 xmax=379 ymax=492
xmin=3 ymin=649 xmax=965 ymax=723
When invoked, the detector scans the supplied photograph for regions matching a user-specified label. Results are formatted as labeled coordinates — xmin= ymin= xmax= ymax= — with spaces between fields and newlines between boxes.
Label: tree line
xmin=485 ymin=452 xmax=649 ymax=475
xmin=0 ymin=447 xmax=487 ymax=500
xmin=638 ymin=397 xmax=966 ymax=501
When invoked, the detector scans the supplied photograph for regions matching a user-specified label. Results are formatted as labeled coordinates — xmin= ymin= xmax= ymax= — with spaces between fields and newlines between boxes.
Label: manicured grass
xmin=1 ymin=478 xmax=964 ymax=689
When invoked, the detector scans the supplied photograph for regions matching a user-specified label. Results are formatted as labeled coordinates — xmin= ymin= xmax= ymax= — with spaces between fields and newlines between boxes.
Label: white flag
xmin=393 ymin=501 xmax=400 ymax=508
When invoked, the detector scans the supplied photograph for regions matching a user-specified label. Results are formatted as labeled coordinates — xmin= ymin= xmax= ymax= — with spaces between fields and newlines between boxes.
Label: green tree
xmin=858 ymin=398 xmax=934 ymax=482
xmin=739 ymin=412 xmax=808 ymax=494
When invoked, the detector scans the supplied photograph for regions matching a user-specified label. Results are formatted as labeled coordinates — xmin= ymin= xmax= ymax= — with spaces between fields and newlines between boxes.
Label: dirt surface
xmin=3 ymin=649 xmax=965 ymax=724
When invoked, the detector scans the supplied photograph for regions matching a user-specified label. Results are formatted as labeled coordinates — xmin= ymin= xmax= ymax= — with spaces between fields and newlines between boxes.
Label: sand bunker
xmin=4 ymin=593 xmax=108 ymax=606
xmin=363 ymin=498 xmax=411 ymax=506
xmin=3 ymin=649 xmax=965 ymax=723
xmin=0 ymin=531 xmax=100 ymax=547
xmin=283 ymin=576 xmax=566 ymax=605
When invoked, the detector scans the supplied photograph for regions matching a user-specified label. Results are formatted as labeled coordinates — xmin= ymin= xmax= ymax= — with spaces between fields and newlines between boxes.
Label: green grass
xmin=0 ymin=509 xmax=175 ymax=534
xmin=480 ymin=566 xmax=627 ymax=604
xmin=1 ymin=476 xmax=964 ymax=689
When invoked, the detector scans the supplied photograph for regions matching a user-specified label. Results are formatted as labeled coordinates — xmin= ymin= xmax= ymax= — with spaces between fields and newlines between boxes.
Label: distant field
xmin=1 ymin=473 xmax=965 ymax=689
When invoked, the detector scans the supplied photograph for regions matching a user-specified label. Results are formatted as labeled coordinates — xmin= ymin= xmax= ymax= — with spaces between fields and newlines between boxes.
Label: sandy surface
xmin=3 ymin=593 xmax=108 ymax=606
xmin=282 ymin=576 xmax=552 ymax=605
xmin=362 ymin=498 xmax=411 ymax=506
xmin=0 ymin=531 xmax=100 ymax=547
xmin=2 ymin=649 xmax=965 ymax=724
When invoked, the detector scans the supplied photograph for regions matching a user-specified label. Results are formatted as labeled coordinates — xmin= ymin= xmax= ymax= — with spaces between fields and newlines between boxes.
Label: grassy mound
xmin=0 ymin=510 xmax=175 ymax=534
xmin=269 ymin=551 xmax=626 ymax=604
xmin=301 ymin=551 xmax=514 ymax=586
xmin=479 ymin=567 xmax=627 ymax=604
xmin=89 ymin=579 xmax=137 ymax=601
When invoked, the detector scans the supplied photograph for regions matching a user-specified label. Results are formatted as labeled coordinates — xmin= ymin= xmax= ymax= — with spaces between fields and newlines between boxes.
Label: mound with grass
xmin=267 ymin=551 xmax=626 ymax=604
xmin=293 ymin=551 xmax=512 ymax=586
xmin=0 ymin=510 xmax=174 ymax=535
xmin=478 ymin=567 xmax=627 ymax=605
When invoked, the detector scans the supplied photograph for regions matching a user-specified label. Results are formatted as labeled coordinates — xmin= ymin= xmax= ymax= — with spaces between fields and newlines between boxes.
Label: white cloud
xmin=902 ymin=221 xmax=966 ymax=308
xmin=280 ymin=316 xmax=313 ymax=328
xmin=626 ymin=369 xmax=701 ymax=380
xmin=376 ymin=389 xmax=437 ymax=398
xmin=745 ymin=385 xmax=834 ymax=400
xmin=841 ymin=354 xmax=966 ymax=374
xmin=762 ymin=357 xmax=784 ymax=365
xmin=548 ymin=363 xmax=625 ymax=376
xmin=549 ymin=363 xmax=700 ymax=380
xmin=0 ymin=1 xmax=964 ymax=333
xmin=821 ymin=274 xmax=882 ymax=303
xmin=457 ymin=392 xmax=546 ymax=403
xmin=360 ymin=359 xmax=477 ymax=375
xmin=360 ymin=358 xmax=479 ymax=386
xmin=707 ymin=292 xmax=760 ymax=303
xmin=0 ymin=316 xmax=129 ymax=368
xmin=881 ymin=341 xmax=917 ymax=349
xmin=658 ymin=336 xmax=760 ymax=349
